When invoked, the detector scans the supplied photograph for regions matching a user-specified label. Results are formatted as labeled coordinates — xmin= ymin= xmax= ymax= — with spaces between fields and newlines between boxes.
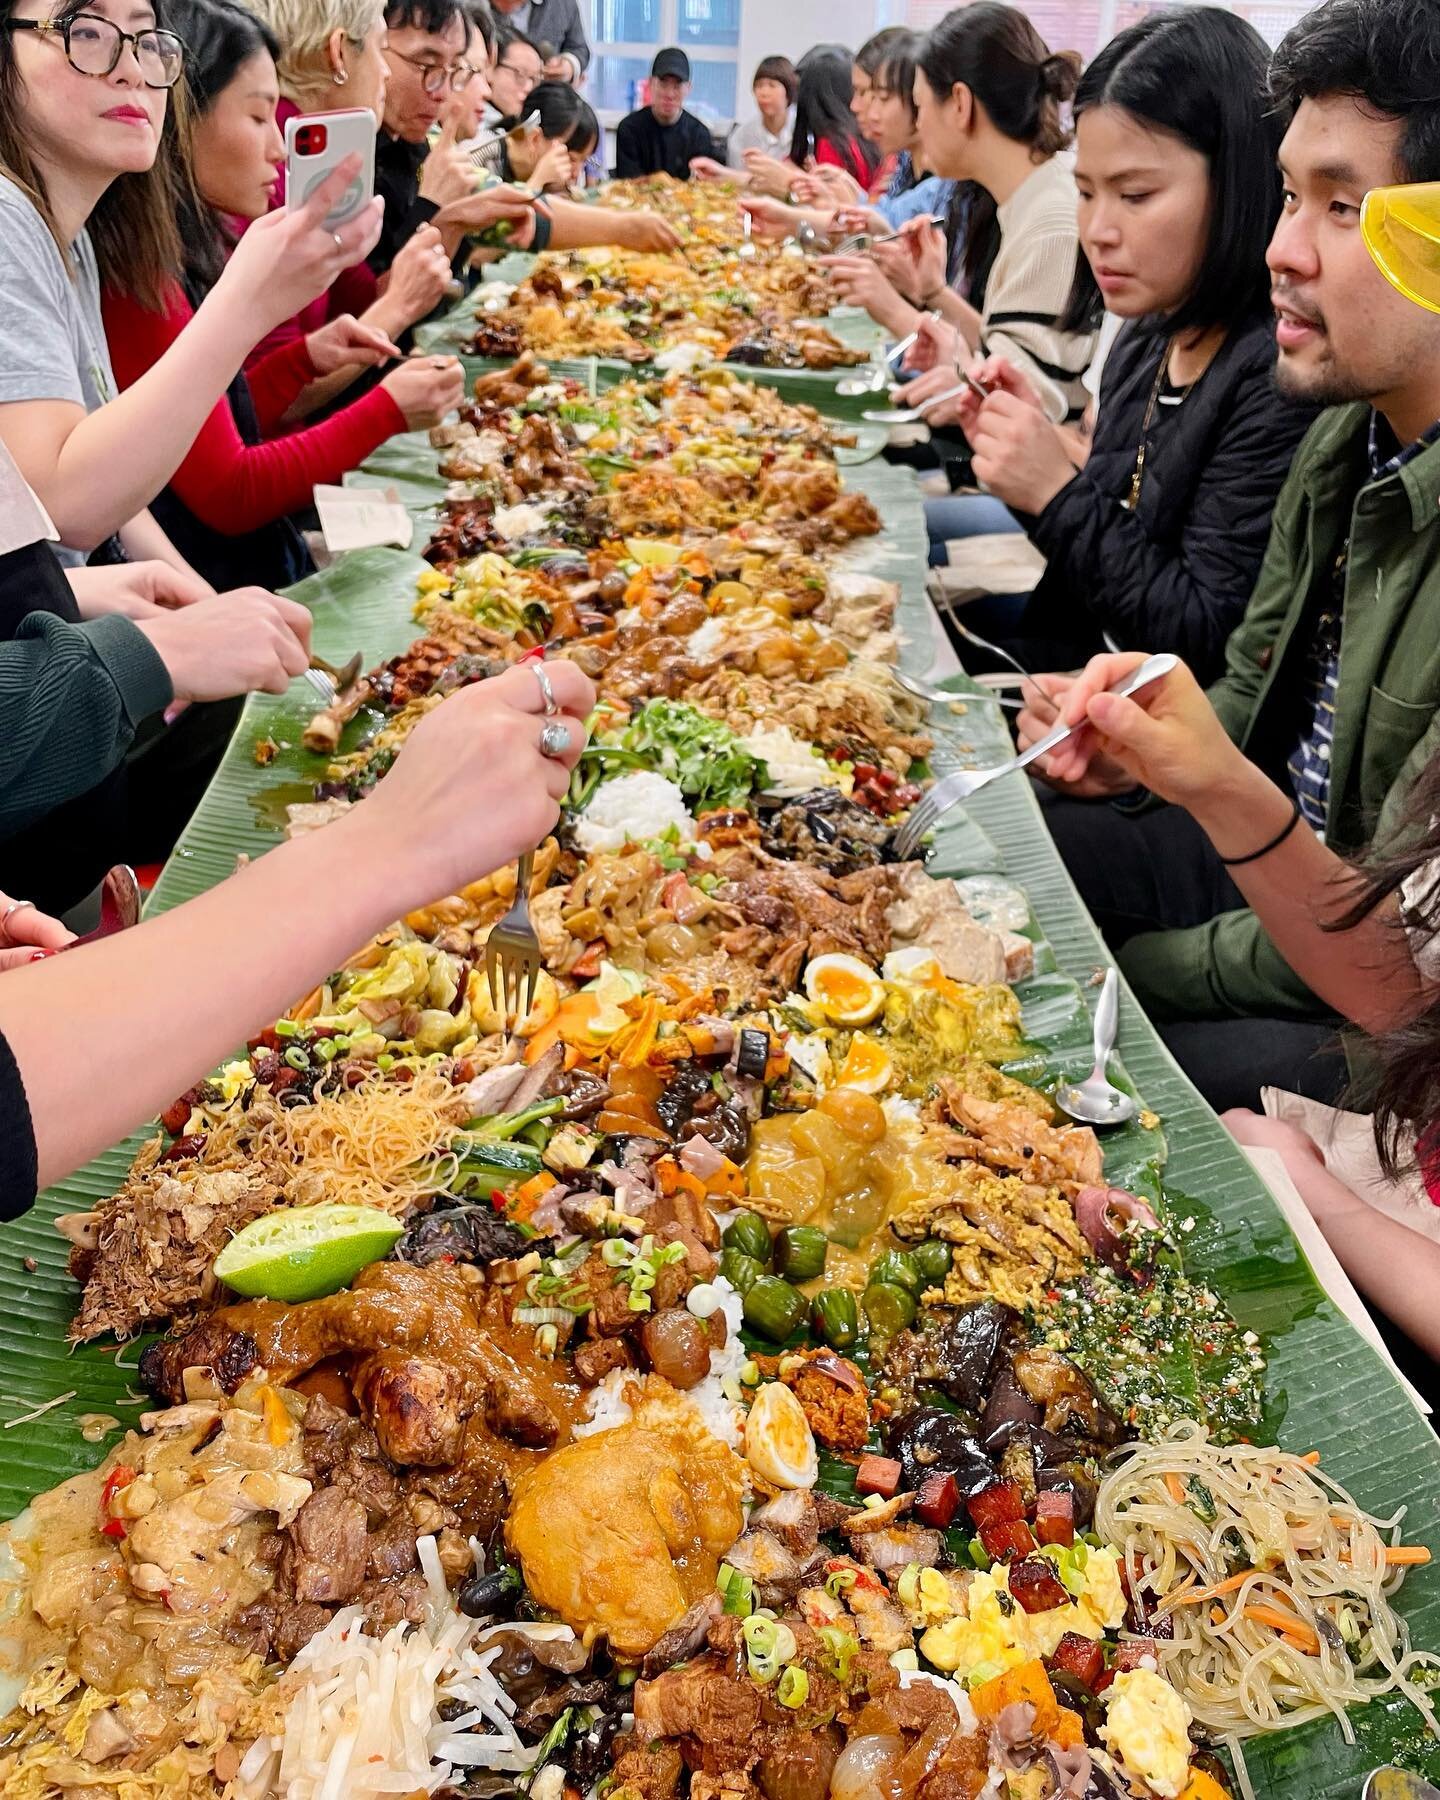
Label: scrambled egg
xmin=919 ymin=1547 xmax=1126 ymax=1680
xmin=1100 ymin=1668 xmax=1194 ymax=1799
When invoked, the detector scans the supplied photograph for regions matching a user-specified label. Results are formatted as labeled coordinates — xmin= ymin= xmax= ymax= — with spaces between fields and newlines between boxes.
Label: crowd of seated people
xmin=0 ymin=0 xmax=1438 ymax=1390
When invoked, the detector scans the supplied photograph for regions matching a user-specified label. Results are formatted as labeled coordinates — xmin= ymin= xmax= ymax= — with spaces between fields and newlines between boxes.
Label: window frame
xmin=587 ymin=0 xmax=739 ymax=129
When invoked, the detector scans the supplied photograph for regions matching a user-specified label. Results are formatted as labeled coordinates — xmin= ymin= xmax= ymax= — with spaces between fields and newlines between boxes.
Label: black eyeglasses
xmin=384 ymin=43 xmax=470 ymax=94
xmin=5 ymin=12 xmax=185 ymax=87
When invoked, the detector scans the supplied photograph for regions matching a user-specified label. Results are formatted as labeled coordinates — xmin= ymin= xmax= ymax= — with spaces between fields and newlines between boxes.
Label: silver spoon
xmin=738 ymin=207 xmax=757 ymax=259
xmin=863 ymin=381 xmax=967 ymax=425
xmin=1055 ymin=968 xmax=1137 ymax=1128
xmin=836 ymin=311 xmax=940 ymax=397
xmin=892 ymin=667 xmax=1021 ymax=709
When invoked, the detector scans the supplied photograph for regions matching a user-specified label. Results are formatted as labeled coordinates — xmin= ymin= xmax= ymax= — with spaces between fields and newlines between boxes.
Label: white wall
xmin=736 ymin=0 xmax=882 ymax=104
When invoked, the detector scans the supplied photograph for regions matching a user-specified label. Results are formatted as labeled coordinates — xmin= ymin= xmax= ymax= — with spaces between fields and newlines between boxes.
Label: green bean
xmin=743 ymin=1275 xmax=807 ymax=1343
xmin=869 ymin=1249 xmax=922 ymax=1295
xmin=862 ymin=1281 xmax=917 ymax=1340
xmin=773 ymin=1225 xmax=828 ymax=1283
xmin=718 ymin=1249 xmax=766 ymax=1296
xmin=722 ymin=1210 xmax=773 ymax=1265
xmin=810 ymin=1287 xmax=860 ymax=1350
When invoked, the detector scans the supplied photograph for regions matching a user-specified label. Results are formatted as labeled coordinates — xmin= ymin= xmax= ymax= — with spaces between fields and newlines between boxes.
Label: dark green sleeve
xmin=0 ymin=611 xmax=172 ymax=836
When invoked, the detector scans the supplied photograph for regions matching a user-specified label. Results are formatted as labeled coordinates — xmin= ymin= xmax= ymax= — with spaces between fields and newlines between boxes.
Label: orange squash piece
xmin=1178 ymin=1773 xmax=1231 ymax=1800
xmin=968 ymin=1661 xmax=1060 ymax=1739
xmin=1051 ymin=1707 xmax=1085 ymax=1752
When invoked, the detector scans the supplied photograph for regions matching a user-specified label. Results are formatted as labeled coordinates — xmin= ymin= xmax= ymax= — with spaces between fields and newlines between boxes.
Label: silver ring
xmin=539 ymin=721 xmax=572 ymax=759
xmin=528 ymin=662 xmax=558 ymax=715
xmin=0 ymin=900 xmax=33 ymax=944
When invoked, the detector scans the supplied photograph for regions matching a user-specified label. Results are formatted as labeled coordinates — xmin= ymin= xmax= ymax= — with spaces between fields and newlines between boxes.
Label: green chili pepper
xmin=718 ymin=1249 xmax=766 ymax=1296
xmin=869 ymin=1249 xmax=922 ymax=1295
xmin=810 ymin=1287 xmax=860 ymax=1350
xmin=742 ymin=1275 xmax=807 ymax=1343
xmin=911 ymin=1239 xmax=954 ymax=1287
xmin=773 ymin=1225 xmax=827 ymax=1283
xmin=776 ymin=1665 xmax=809 ymax=1709
xmin=722 ymin=1210 xmax=773 ymax=1265
xmin=862 ymin=1281 xmax=917 ymax=1340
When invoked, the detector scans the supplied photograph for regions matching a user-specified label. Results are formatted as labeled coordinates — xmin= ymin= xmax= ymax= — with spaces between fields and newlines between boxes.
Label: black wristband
xmin=1218 ymin=797 xmax=1303 ymax=867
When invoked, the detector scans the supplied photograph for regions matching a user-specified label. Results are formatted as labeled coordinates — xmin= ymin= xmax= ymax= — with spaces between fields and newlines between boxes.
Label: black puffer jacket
xmin=1014 ymin=311 xmax=1318 ymax=680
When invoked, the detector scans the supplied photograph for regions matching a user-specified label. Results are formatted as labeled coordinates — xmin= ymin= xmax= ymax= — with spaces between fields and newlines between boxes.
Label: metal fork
xmin=304 ymin=650 xmax=365 ymax=705
xmin=927 ymin=579 xmax=1036 ymax=687
xmin=892 ymin=653 xmax=1177 ymax=859
xmin=484 ymin=849 xmax=542 ymax=1030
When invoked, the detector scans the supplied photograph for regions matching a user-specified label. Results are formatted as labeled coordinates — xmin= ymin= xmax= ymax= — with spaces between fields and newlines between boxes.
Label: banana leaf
xmin=8 ymin=385 xmax=1440 ymax=1798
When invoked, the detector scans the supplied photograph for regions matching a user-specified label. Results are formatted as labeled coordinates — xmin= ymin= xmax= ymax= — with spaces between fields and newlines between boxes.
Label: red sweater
xmin=102 ymin=279 xmax=404 ymax=534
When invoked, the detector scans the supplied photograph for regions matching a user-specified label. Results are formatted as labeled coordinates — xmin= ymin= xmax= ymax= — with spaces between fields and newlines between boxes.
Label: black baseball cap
xmin=651 ymin=47 xmax=690 ymax=81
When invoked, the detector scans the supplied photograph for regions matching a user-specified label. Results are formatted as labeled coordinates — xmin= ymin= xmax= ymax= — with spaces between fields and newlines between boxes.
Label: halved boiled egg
xmin=744 ymin=1381 xmax=818 ymax=1489
xmin=804 ymin=952 xmax=885 ymax=1026
xmin=834 ymin=1033 xmax=893 ymax=1095
xmin=881 ymin=947 xmax=942 ymax=986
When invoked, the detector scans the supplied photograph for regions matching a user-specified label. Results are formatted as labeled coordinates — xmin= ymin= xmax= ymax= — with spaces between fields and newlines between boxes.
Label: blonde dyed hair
xmin=246 ymin=0 xmax=385 ymax=104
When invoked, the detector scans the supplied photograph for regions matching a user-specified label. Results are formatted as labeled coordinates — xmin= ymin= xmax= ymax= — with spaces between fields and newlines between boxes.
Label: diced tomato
xmin=1112 ymin=1639 xmax=1161 ymax=1672
xmin=1008 ymin=1557 xmax=1070 ymax=1614
xmin=1050 ymin=1633 xmax=1105 ymax=1690
xmin=914 ymin=1472 xmax=959 ymax=1527
xmin=98 ymin=1463 xmax=136 ymax=1539
xmin=1034 ymin=1489 xmax=1075 ymax=1547
xmin=967 ymin=1479 xmax=1025 ymax=1530
xmin=1092 ymin=1667 xmax=1115 ymax=1694
xmin=855 ymin=1455 xmax=903 ymax=1499
xmin=872 ymin=768 xmax=898 ymax=791
xmin=853 ymin=763 xmax=879 ymax=782
xmin=570 ymin=938 xmax=606 ymax=981
xmin=979 ymin=1518 xmax=1037 ymax=1562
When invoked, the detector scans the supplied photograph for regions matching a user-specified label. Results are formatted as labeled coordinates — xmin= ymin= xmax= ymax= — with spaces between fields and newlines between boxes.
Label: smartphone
xmin=285 ymin=108 xmax=376 ymax=232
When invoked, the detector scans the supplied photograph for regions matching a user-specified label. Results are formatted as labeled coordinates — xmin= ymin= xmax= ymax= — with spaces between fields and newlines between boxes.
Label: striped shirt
xmin=981 ymin=154 xmax=1096 ymax=424
xmin=1286 ymin=411 xmax=1440 ymax=834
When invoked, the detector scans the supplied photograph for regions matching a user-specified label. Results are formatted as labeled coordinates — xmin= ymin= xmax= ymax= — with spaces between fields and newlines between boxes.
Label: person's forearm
xmin=117 ymin=511 xmax=211 ymax=590
xmin=3 ymin=807 xmax=424 ymax=1189
xmin=10 ymin=296 xmax=255 ymax=549
xmin=1188 ymin=761 xmax=1422 ymax=1030
xmin=927 ymin=287 xmax=980 ymax=351
xmin=542 ymin=197 xmax=645 ymax=249
xmin=1284 ymin=1157 xmax=1440 ymax=1358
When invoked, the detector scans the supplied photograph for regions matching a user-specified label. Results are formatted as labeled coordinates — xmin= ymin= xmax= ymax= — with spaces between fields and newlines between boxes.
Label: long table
xmin=7 ymin=337 xmax=1440 ymax=1794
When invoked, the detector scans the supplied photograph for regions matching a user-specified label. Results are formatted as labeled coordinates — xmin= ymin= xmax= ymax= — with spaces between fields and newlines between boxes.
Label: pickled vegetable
xmin=862 ymin=1281 xmax=916 ymax=1339
xmin=718 ymin=1249 xmax=766 ymax=1295
xmin=912 ymin=1239 xmax=954 ymax=1287
xmin=773 ymin=1225 xmax=828 ymax=1282
xmin=869 ymin=1249 xmax=921 ymax=1295
xmin=743 ymin=1275 xmax=807 ymax=1343
xmin=722 ymin=1211 xmax=773 ymax=1265
xmin=810 ymin=1287 xmax=860 ymax=1350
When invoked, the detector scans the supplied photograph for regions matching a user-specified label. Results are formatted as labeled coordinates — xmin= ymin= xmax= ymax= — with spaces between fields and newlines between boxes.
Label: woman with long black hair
xmin=789 ymin=43 xmax=877 ymax=192
xmin=913 ymin=6 xmax=1319 ymax=677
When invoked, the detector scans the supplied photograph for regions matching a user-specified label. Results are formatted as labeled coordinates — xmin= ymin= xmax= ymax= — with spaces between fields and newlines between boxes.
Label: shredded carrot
xmin=1164 ymin=1472 xmax=1186 ymax=1504
xmin=1210 ymin=1607 xmax=1227 ymax=1627
xmin=1300 ymin=1450 xmax=1322 ymax=1466
xmin=1173 ymin=1571 xmax=1252 ymax=1605
xmin=1340 ymin=1545 xmax=1432 ymax=1567
xmin=1242 ymin=1604 xmax=1319 ymax=1653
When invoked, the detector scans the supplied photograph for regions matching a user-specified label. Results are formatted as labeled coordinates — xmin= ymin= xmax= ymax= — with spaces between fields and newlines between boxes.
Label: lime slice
xmin=213 ymin=1204 xmax=404 ymax=1302
xmin=624 ymin=537 xmax=683 ymax=568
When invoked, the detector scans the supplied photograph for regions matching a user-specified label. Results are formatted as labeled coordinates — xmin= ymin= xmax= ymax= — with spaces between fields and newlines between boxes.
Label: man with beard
xmin=1012 ymin=0 xmax=1440 ymax=1110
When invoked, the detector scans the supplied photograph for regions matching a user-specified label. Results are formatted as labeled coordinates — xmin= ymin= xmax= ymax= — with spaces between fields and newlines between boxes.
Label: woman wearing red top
xmin=790 ymin=45 xmax=879 ymax=192
xmin=103 ymin=0 xmax=463 ymax=592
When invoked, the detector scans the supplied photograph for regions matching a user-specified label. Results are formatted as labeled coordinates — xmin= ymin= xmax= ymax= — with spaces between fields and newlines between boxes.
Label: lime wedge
xmin=213 ymin=1204 xmax=404 ymax=1302
xmin=624 ymin=537 xmax=683 ymax=568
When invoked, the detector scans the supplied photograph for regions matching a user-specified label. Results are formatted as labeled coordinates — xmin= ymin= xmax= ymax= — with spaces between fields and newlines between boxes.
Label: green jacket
xmin=1122 ymin=403 xmax=1440 ymax=1021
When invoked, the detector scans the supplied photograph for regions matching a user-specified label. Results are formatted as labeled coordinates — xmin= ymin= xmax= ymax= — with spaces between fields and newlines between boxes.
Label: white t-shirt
xmin=0 ymin=175 xmax=116 ymax=566
xmin=727 ymin=108 xmax=794 ymax=168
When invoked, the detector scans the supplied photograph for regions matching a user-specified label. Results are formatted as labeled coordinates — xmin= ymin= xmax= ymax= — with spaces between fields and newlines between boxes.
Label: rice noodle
xmin=1095 ymin=1420 xmax=1440 ymax=1742
xmin=254 ymin=1068 xmax=470 ymax=1213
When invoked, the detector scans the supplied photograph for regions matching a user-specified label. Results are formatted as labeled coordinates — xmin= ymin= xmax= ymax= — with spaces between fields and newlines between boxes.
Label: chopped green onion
xmin=968 ymin=1536 xmax=991 ymax=1571
xmin=776 ymin=1666 xmax=809 ymax=1709
xmin=601 ymin=1238 xmax=634 ymax=1267
xmin=283 ymin=1046 xmax=309 ymax=1070
xmin=314 ymin=1038 xmax=338 ymax=1063
xmin=742 ymin=1615 xmax=797 ymax=1683
xmin=717 ymin=1563 xmax=754 ymax=1618
xmin=817 ymin=1625 xmax=858 ymax=1683
xmin=825 ymin=1567 xmax=857 ymax=1599
xmin=896 ymin=1563 xmax=921 ymax=1610
xmin=274 ymin=1019 xmax=298 ymax=1039
xmin=535 ymin=1323 xmax=559 ymax=1357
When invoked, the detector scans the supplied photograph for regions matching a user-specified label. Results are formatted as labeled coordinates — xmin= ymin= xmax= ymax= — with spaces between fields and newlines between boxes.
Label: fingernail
xmin=30 ymin=950 xmax=53 ymax=962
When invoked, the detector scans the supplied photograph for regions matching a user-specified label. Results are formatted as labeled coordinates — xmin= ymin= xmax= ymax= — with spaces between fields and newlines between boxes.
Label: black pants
xmin=1041 ymin=791 xmax=1349 ymax=1113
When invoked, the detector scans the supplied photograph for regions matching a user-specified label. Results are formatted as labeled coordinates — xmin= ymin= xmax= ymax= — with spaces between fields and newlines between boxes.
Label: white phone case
xmin=285 ymin=108 xmax=377 ymax=231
